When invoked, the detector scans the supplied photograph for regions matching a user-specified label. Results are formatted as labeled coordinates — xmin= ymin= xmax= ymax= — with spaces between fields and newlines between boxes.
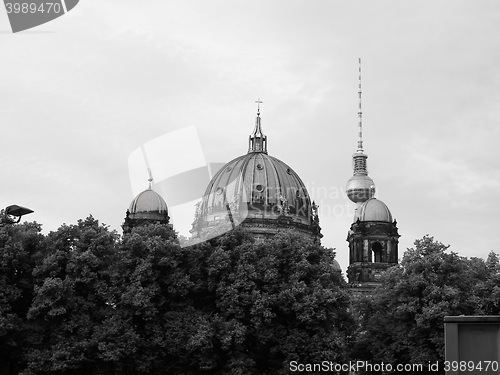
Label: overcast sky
xmin=2 ymin=0 xmax=499 ymax=271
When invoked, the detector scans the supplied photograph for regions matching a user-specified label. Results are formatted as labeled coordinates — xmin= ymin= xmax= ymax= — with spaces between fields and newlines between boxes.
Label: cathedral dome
xmin=200 ymin=152 xmax=312 ymax=224
xmin=356 ymin=198 xmax=393 ymax=223
xmin=193 ymin=105 xmax=320 ymax=240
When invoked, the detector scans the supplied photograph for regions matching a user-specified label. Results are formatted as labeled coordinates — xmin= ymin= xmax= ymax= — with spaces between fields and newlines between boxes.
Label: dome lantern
xmin=248 ymin=98 xmax=267 ymax=154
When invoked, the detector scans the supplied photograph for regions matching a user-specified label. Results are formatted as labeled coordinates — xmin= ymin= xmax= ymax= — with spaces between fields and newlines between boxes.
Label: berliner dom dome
xmin=193 ymin=107 xmax=321 ymax=241
xmin=201 ymin=153 xmax=311 ymax=223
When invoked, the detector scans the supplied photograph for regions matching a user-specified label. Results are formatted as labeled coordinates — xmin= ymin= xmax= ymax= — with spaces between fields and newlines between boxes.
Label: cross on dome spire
xmin=248 ymin=98 xmax=267 ymax=154
xmin=255 ymin=98 xmax=263 ymax=115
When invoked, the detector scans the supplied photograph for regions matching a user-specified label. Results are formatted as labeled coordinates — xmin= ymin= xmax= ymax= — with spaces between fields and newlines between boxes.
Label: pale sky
xmin=2 ymin=0 xmax=500 ymax=272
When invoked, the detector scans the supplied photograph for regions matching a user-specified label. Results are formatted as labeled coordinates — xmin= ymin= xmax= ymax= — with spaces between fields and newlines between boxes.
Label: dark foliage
xmin=351 ymin=235 xmax=500 ymax=375
xmin=1 ymin=219 xmax=352 ymax=375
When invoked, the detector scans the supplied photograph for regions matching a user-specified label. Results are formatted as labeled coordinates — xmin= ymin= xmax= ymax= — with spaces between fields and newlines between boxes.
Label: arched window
xmin=372 ymin=242 xmax=383 ymax=263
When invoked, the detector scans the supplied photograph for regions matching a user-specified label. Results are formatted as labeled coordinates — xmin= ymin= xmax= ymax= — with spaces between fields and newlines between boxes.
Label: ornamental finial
xmin=255 ymin=98 xmax=263 ymax=115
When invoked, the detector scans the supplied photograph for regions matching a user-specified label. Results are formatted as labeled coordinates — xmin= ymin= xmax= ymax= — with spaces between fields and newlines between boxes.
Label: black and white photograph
xmin=1 ymin=1 xmax=500 ymax=374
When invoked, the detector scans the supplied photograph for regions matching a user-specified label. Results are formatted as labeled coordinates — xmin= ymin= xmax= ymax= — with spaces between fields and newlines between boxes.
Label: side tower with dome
xmin=346 ymin=60 xmax=399 ymax=293
xmin=122 ymin=178 xmax=172 ymax=233
xmin=192 ymin=102 xmax=321 ymax=243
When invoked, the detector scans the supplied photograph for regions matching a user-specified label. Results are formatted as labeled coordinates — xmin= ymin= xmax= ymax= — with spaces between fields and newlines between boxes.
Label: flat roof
xmin=445 ymin=316 xmax=500 ymax=323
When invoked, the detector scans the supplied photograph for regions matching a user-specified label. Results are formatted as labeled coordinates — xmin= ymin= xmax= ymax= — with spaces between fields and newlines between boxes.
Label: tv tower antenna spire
xmin=357 ymin=58 xmax=363 ymax=153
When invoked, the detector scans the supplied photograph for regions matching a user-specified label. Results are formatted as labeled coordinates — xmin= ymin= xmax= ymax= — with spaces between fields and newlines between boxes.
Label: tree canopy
xmin=1 ymin=218 xmax=352 ymax=375
xmin=3 ymin=220 xmax=500 ymax=375
xmin=351 ymin=235 xmax=500 ymax=375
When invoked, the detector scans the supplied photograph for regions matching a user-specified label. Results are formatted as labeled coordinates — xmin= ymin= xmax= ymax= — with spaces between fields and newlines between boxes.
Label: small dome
xmin=129 ymin=188 xmax=168 ymax=216
xmin=332 ymin=259 xmax=342 ymax=272
xmin=346 ymin=175 xmax=375 ymax=203
xmin=123 ymin=186 xmax=170 ymax=233
xmin=356 ymin=198 xmax=392 ymax=223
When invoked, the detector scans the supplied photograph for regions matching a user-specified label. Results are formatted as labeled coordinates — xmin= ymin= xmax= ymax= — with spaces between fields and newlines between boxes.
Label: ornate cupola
xmin=347 ymin=198 xmax=400 ymax=288
xmin=346 ymin=60 xmax=399 ymax=294
xmin=192 ymin=100 xmax=321 ymax=243
xmin=122 ymin=178 xmax=172 ymax=233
